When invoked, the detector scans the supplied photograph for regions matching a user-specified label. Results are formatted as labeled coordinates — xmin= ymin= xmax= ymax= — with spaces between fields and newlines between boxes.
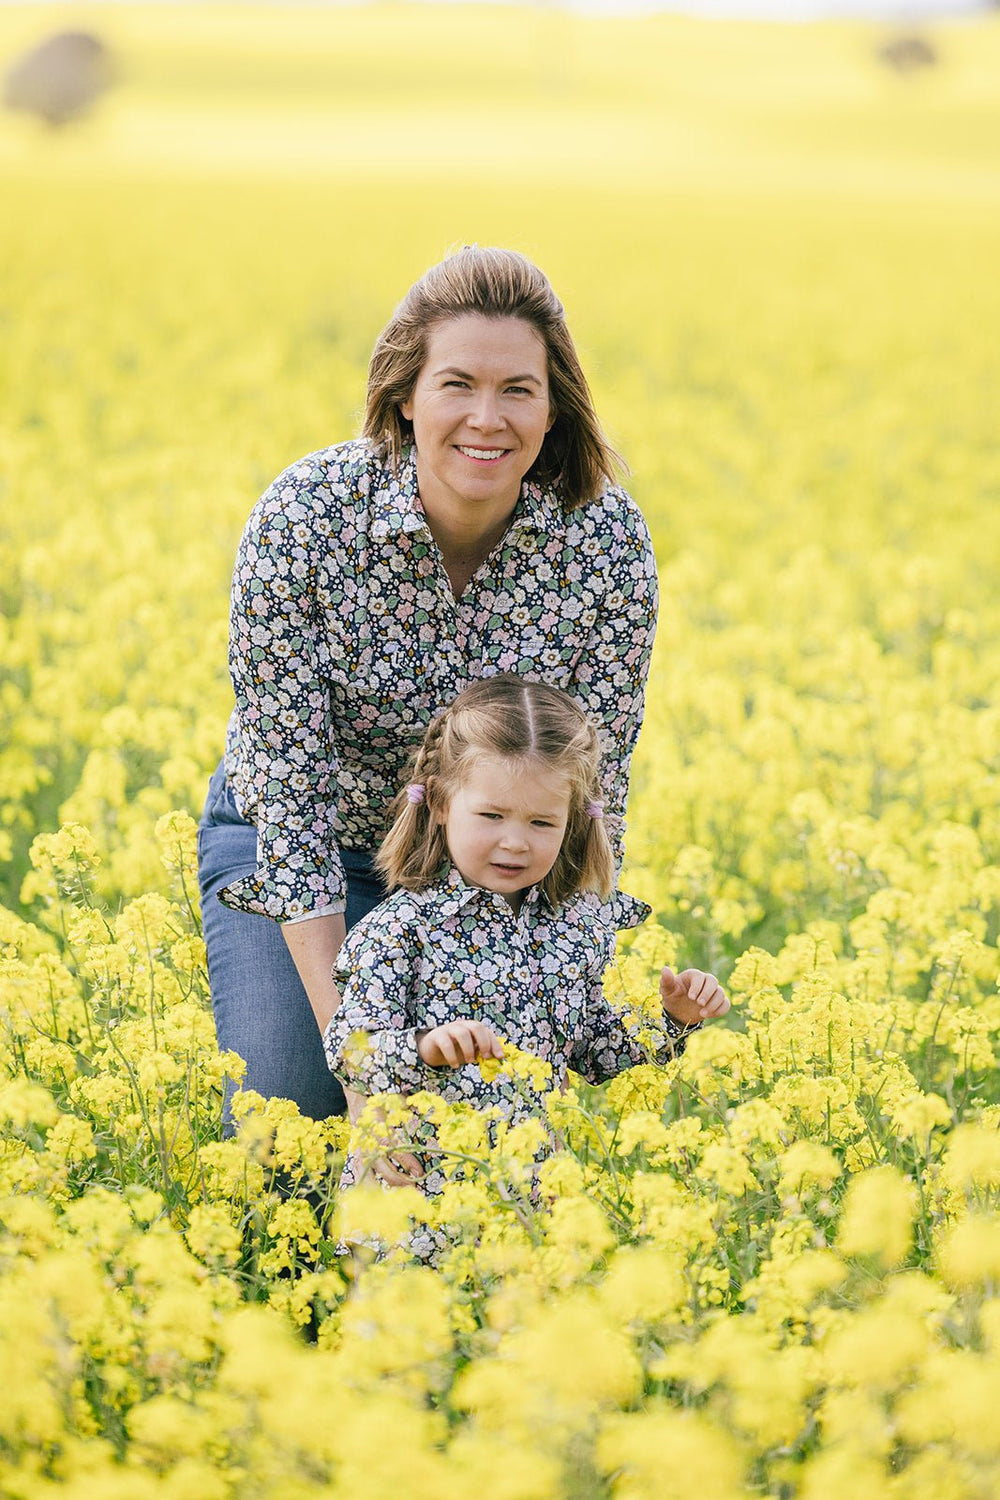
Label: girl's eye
xmin=478 ymin=811 xmax=501 ymax=820
xmin=532 ymin=820 xmax=555 ymax=828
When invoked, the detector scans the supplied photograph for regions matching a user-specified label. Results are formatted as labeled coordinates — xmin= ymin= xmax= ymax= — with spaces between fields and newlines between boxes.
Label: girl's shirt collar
xmin=426 ymin=865 xmax=650 ymax=932
xmin=433 ymin=864 xmax=554 ymax=922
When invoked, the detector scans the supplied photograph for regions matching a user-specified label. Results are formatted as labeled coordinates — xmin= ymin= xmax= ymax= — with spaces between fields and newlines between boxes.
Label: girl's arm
xmin=568 ymin=964 xmax=728 ymax=1085
xmin=323 ymin=910 xmax=437 ymax=1097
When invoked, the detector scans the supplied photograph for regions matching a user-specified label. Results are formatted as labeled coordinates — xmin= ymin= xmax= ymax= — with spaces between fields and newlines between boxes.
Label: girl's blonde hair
xmin=363 ymin=246 xmax=624 ymax=510
xmin=377 ymin=676 xmax=614 ymax=906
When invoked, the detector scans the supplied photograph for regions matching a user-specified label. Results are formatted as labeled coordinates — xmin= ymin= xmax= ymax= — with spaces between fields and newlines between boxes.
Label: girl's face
xmin=440 ymin=755 xmax=570 ymax=912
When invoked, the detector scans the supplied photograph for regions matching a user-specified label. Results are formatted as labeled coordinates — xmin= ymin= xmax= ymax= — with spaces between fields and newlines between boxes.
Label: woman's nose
xmin=468 ymin=392 xmax=503 ymax=431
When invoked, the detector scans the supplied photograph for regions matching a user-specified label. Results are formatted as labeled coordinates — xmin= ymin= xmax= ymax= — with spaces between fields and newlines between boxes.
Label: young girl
xmin=323 ymin=676 xmax=729 ymax=1203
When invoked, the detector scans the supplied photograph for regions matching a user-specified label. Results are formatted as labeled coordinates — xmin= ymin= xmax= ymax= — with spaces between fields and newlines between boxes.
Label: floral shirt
xmin=323 ymin=868 xmax=696 ymax=1117
xmin=219 ymin=440 xmax=658 ymax=921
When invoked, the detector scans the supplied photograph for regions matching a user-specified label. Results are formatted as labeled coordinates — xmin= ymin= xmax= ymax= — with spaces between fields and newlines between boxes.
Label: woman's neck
xmin=423 ymin=503 xmax=515 ymax=599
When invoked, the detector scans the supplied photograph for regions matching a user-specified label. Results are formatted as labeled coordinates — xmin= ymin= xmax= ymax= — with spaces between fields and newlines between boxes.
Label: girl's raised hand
xmin=417 ymin=1019 xmax=505 ymax=1069
xmin=660 ymin=967 xmax=730 ymax=1028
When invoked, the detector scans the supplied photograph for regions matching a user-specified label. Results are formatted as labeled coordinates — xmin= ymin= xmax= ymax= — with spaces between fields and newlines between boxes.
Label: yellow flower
xmin=185 ymin=1204 xmax=242 ymax=1267
xmin=937 ymin=1216 xmax=1000 ymax=1290
xmin=837 ymin=1167 xmax=915 ymax=1267
xmin=777 ymin=1141 xmax=842 ymax=1197
xmin=596 ymin=1408 xmax=745 ymax=1499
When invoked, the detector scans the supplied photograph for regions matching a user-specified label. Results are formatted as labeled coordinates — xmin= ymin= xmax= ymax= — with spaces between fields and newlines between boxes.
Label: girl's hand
xmin=346 ymin=1087 xmax=424 ymax=1186
xmin=417 ymin=1020 xmax=504 ymax=1069
xmin=660 ymin=967 xmax=730 ymax=1028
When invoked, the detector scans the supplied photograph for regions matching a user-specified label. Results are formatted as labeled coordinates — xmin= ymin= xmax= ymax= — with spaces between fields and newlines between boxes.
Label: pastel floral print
xmin=219 ymin=440 xmax=658 ymax=921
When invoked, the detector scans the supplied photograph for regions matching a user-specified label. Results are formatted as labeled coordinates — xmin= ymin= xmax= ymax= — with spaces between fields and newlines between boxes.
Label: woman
xmin=197 ymin=245 xmax=659 ymax=1129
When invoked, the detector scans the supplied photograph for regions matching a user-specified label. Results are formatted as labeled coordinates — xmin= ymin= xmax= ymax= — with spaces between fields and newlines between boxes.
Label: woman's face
xmin=400 ymin=313 xmax=554 ymax=532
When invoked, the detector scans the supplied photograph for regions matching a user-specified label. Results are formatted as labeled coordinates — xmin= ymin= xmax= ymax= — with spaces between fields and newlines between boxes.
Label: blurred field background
xmin=3 ymin=8 xmax=1000 ymax=1493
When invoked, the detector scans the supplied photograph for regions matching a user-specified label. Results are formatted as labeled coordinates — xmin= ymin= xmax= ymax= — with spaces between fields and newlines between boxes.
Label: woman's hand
xmin=660 ymin=967 xmax=730 ymax=1028
xmin=416 ymin=1019 xmax=505 ymax=1068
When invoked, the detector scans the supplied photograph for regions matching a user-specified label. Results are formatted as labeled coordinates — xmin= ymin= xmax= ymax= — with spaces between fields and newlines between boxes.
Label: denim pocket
xmin=199 ymin=760 xmax=231 ymax=830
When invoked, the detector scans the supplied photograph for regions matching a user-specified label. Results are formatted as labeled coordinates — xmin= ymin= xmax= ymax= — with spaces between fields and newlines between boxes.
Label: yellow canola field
xmin=2 ymin=5 xmax=1000 ymax=1496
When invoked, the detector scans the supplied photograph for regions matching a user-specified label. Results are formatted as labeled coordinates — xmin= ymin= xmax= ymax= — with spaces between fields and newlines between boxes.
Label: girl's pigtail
xmin=375 ymin=714 xmax=450 ymax=891
xmin=578 ymin=800 xmax=615 ymax=898
xmin=545 ymin=793 xmax=615 ymax=905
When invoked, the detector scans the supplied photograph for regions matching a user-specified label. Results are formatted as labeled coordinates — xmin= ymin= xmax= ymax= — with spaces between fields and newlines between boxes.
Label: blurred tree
xmin=3 ymin=31 xmax=116 ymax=128
xmin=877 ymin=34 xmax=939 ymax=73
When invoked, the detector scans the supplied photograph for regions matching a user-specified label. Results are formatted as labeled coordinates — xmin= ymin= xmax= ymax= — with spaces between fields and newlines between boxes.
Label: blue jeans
xmin=197 ymin=760 xmax=387 ymax=1124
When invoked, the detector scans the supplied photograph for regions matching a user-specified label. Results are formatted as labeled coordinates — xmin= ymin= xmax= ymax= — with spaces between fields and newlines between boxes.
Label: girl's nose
xmin=500 ymin=823 xmax=529 ymax=851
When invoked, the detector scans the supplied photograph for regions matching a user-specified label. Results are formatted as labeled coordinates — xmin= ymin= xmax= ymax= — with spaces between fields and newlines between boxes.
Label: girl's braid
xmin=413 ymin=707 xmax=449 ymax=801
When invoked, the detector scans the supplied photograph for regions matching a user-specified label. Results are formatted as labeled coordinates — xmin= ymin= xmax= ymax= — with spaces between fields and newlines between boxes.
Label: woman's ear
xmin=400 ymin=396 xmax=414 ymax=421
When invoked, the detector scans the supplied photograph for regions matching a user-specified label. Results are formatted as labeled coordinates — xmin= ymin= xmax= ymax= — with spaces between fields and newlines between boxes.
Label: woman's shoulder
xmin=249 ymin=438 xmax=390 ymax=529
xmin=562 ymin=479 xmax=653 ymax=554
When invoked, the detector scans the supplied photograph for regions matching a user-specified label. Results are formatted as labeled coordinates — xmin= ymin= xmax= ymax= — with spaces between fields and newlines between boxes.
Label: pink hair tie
xmin=586 ymin=800 xmax=604 ymax=819
xmin=406 ymin=783 xmax=426 ymax=805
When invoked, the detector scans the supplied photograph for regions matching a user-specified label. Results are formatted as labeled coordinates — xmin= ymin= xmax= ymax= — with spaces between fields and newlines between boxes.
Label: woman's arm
xmin=569 ymin=492 xmax=659 ymax=870
xmin=281 ymin=911 xmax=347 ymax=1034
xmin=220 ymin=459 xmax=348 ymax=923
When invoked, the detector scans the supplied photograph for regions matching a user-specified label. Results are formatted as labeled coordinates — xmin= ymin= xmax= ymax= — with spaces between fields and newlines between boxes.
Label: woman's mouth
xmin=457 ymin=446 xmax=508 ymax=463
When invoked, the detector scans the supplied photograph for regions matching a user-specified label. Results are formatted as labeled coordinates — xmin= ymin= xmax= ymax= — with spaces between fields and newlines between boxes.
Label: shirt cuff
xmin=217 ymin=817 xmax=347 ymax=922
xmin=282 ymin=906 xmax=344 ymax=927
xmin=323 ymin=1023 xmax=432 ymax=1096
xmin=658 ymin=1013 xmax=703 ymax=1059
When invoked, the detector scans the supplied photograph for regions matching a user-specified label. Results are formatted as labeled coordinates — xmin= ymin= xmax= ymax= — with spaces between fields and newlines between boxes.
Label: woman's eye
xmin=506 ymin=386 xmax=530 ymax=396
xmin=443 ymin=379 xmax=469 ymax=389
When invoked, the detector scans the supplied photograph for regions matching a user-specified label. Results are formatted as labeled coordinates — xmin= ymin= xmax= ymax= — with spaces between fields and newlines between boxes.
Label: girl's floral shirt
xmin=323 ymin=867 xmax=697 ymax=1120
xmin=219 ymin=439 xmax=659 ymax=921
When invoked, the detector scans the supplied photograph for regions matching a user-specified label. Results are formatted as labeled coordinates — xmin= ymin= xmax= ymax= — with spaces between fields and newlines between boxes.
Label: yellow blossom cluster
xmin=3 ymin=4 xmax=1000 ymax=1495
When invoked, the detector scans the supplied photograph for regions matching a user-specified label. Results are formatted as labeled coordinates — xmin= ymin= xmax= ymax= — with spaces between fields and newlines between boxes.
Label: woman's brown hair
xmin=363 ymin=246 xmax=624 ymax=510
xmin=377 ymin=675 xmax=614 ymax=906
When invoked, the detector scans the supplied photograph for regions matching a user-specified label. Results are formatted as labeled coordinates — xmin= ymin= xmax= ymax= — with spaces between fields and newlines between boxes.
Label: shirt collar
xmin=431 ymin=865 xmax=557 ymax=921
xmin=369 ymin=447 xmax=429 ymax=542
xmin=369 ymin=448 xmax=562 ymax=545
xmin=508 ymin=476 xmax=562 ymax=539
